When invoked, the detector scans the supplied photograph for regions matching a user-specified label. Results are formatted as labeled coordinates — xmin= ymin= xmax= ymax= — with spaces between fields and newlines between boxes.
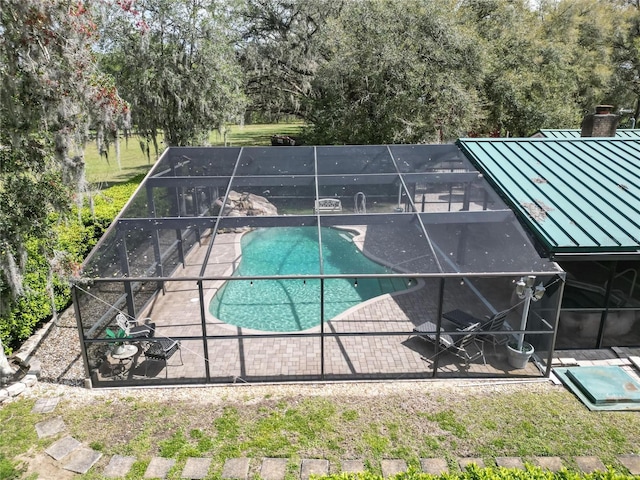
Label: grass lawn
xmin=84 ymin=123 xmax=304 ymax=186
xmin=3 ymin=382 xmax=640 ymax=479
xmin=211 ymin=122 xmax=304 ymax=147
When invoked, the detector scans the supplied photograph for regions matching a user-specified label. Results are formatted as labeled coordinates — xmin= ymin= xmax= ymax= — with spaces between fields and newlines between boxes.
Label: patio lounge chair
xmin=413 ymin=319 xmax=486 ymax=367
xmin=442 ymin=309 xmax=510 ymax=350
xmin=143 ymin=338 xmax=183 ymax=378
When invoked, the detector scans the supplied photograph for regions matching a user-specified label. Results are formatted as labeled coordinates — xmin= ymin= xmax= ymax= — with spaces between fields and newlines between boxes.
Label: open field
xmin=84 ymin=136 xmax=157 ymax=186
xmin=3 ymin=380 xmax=640 ymax=479
xmin=84 ymin=123 xmax=304 ymax=186
xmin=212 ymin=122 xmax=304 ymax=148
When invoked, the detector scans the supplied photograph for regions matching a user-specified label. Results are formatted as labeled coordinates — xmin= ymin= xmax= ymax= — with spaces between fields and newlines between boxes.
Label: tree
xmin=459 ymin=0 xmax=579 ymax=136
xmin=304 ymin=0 xmax=484 ymax=144
xmin=0 ymin=0 xmax=126 ymax=362
xmin=239 ymin=0 xmax=343 ymax=122
xmin=99 ymin=0 xmax=246 ymax=148
xmin=460 ymin=0 xmax=628 ymax=136
xmin=540 ymin=0 xmax=623 ymax=114
xmin=611 ymin=5 xmax=640 ymax=123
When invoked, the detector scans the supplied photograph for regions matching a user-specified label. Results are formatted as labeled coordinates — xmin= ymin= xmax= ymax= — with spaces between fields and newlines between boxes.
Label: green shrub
xmin=78 ymin=175 xmax=144 ymax=237
xmin=319 ymin=465 xmax=636 ymax=480
xmin=0 ymin=176 xmax=143 ymax=352
xmin=0 ymin=237 xmax=71 ymax=350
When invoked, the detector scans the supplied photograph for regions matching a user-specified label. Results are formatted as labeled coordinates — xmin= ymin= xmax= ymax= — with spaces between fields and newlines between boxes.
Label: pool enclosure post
xmin=431 ymin=278 xmax=446 ymax=377
xmin=596 ymin=262 xmax=617 ymax=349
xmin=176 ymin=228 xmax=185 ymax=267
xmin=146 ymin=185 xmax=165 ymax=292
xmin=462 ymin=182 xmax=471 ymax=211
xmin=456 ymin=225 xmax=469 ymax=266
xmin=544 ymin=277 xmax=565 ymax=377
xmin=72 ymin=284 xmax=92 ymax=387
xmin=197 ymin=280 xmax=211 ymax=382
xmin=116 ymin=226 xmax=136 ymax=318
xmin=193 ymin=188 xmax=204 ymax=244
xmin=169 ymin=157 xmax=187 ymax=268
xmin=320 ymin=278 xmax=325 ymax=379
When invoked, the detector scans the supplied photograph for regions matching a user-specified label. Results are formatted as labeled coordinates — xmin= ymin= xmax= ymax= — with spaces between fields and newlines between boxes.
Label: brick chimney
xmin=580 ymin=105 xmax=619 ymax=137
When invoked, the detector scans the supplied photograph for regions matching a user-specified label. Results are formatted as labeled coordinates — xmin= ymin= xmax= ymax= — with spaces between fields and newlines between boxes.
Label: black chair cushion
xmin=145 ymin=338 xmax=179 ymax=360
xmin=129 ymin=323 xmax=156 ymax=338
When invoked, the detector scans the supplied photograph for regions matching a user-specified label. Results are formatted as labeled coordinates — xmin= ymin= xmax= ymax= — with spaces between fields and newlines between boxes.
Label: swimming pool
xmin=209 ymin=226 xmax=410 ymax=331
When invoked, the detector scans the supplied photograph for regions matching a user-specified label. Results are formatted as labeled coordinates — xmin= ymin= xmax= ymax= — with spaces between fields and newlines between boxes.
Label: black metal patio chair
xmin=143 ymin=338 xmax=183 ymax=378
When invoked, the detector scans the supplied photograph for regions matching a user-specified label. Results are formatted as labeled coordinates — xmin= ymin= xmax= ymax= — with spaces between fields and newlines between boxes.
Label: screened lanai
xmin=457 ymin=137 xmax=640 ymax=350
xmin=73 ymin=144 xmax=564 ymax=387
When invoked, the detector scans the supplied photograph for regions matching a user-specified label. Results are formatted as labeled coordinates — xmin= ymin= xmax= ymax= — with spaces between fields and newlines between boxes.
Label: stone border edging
xmin=0 ymin=308 xmax=57 ymax=402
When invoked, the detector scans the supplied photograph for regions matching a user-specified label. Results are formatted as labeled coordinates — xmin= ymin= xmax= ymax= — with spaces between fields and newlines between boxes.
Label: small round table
xmin=110 ymin=344 xmax=138 ymax=379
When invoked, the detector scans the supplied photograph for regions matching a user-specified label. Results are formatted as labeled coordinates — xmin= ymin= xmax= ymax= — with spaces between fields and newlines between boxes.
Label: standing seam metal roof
xmin=537 ymin=129 xmax=640 ymax=139
xmin=456 ymin=137 xmax=640 ymax=258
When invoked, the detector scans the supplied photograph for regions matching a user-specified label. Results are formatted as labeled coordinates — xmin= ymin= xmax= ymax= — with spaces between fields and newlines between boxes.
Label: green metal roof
xmin=537 ymin=129 xmax=640 ymax=139
xmin=456 ymin=137 xmax=640 ymax=259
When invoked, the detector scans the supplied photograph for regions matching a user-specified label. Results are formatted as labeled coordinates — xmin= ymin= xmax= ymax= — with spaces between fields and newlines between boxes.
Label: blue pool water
xmin=209 ymin=227 xmax=409 ymax=331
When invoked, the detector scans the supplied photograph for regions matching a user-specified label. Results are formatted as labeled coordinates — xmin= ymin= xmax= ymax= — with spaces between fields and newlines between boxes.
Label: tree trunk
xmin=115 ymin=127 xmax=122 ymax=171
xmin=0 ymin=338 xmax=16 ymax=378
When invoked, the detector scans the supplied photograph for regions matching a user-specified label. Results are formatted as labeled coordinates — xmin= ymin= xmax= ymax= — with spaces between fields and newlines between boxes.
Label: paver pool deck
xmin=97 ymin=225 xmax=546 ymax=384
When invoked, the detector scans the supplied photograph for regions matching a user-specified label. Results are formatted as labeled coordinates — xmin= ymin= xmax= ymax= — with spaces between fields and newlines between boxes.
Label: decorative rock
xmin=103 ymin=455 xmax=137 ymax=478
xmin=0 ymin=389 xmax=8 ymax=403
xmin=618 ymin=455 xmax=640 ymax=475
xmin=534 ymin=456 xmax=564 ymax=472
xmin=214 ymin=191 xmax=278 ymax=217
xmin=144 ymin=457 xmax=176 ymax=479
xmin=495 ymin=457 xmax=525 ymax=469
xmin=260 ymin=458 xmax=289 ymax=480
xmin=300 ymin=459 xmax=329 ymax=480
xmin=575 ymin=456 xmax=606 ymax=473
xmin=45 ymin=436 xmax=81 ymax=461
xmin=27 ymin=358 xmax=42 ymax=378
xmin=420 ymin=458 xmax=449 ymax=475
xmin=22 ymin=374 xmax=38 ymax=387
xmin=341 ymin=460 xmax=366 ymax=473
xmin=63 ymin=447 xmax=102 ymax=474
xmin=182 ymin=457 xmax=213 ymax=479
xmin=36 ymin=416 xmax=67 ymax=438
xmin=6 ymin=382 xmax=26 ymax=396
xmin=220 ymin=457 xmax=249 ymax=480
xmin=381 ymin=459 xmax=407 ymax=478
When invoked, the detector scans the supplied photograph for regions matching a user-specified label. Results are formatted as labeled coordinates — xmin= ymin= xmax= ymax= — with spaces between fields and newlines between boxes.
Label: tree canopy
xmin=99 ymin=0 xmax=246 ymax=148
xmin=0 ymin=0 xmax=131 ymax=360
xmin=238 ymin=0 xmax=640 ymax=141
xmin=0 ymin=0 xmax=107 ymax=299
xmin=304 ymin=0 xmax=485 ymax=144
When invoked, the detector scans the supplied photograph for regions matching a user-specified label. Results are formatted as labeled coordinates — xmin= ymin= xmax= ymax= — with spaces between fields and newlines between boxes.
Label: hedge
xmin=323 ymin=465 xmax=638 ymax=480
xmin=0 ymin=175 xmax=144 ymax=352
